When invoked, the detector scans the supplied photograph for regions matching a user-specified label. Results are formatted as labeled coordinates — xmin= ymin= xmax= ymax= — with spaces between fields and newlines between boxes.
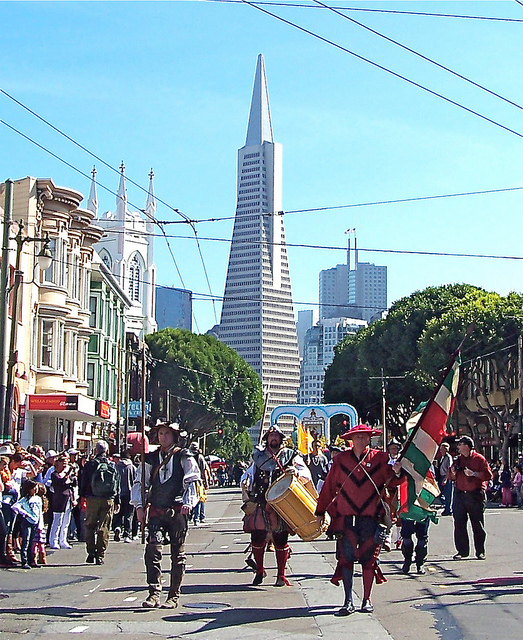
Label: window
xmin=128 ymin=255 xmax=141 ymax=302
xmin=41 ymin=320 xmax=53 ymax=367
xmin=87 ymin=363 xmax=95 ymax=397
xmin=43 ymin=237 xmax=66 ymax=288
xmin=89 ymin=296 xmax=98 ymax=328
xmin=39 ymin=319 xmax=64 ymax=370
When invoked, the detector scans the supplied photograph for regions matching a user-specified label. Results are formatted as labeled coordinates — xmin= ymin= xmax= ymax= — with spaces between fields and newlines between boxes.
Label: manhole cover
xmin=184 ymin=602 xmax=230 ymax=610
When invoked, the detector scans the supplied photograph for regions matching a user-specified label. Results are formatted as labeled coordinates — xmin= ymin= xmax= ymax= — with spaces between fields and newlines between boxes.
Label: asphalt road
xmin=1 ymin=487 xmax=522 ymax=639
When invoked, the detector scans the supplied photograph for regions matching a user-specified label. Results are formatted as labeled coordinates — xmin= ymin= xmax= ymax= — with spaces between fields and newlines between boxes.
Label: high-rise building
xmin=156 ymin=286 xmax=192 ymax=331
xmin=296 ymin=309 xmax=316 ymax=359
xmin=319 ymin=232 xmax=387 ymax=323
xmin=218 ymin=55 xmax=300 ymax=433
xmin=298 ymin=317 xmax=367 ymax=405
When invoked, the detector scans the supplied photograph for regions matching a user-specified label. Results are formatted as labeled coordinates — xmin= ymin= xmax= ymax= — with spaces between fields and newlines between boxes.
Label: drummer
xmin=315 ymin=424 xmax=403 ymax=616
xmin=241 ymin=425 xmax=311 ymax=587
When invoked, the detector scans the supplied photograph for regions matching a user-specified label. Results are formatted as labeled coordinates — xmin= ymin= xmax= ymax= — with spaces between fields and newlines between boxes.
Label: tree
xmin=324 ymin=284 xmax=488 ymax=436
xmin=146 ymin=329 xmax=263 ymax=444
xmin=418 ymin=291 xmax=523 ymax=460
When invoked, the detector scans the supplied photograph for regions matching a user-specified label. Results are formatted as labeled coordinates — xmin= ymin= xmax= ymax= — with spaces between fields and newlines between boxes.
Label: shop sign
xmin=28 ymin=395 xmax=79 ymax=411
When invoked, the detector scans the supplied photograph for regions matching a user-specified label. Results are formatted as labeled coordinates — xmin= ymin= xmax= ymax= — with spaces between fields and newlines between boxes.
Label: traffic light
xmin=217 ymin=427 xmax=224 ymax=436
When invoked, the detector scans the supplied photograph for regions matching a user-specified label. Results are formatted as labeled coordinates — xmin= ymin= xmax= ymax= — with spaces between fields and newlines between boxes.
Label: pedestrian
xmin=399 ymin=515 xmax=430 ymax=575
xmin=448 ymin=435 xmax=493 ymax=560
xmin=13 ymin=479 xmax=41 ymax=569
xmin=66 ymin=448 xmax=82 ymax=542
xmin=512 ymin=464 xmax=522 ymax=508
xmin=305 ymin=439 xmax=329 ymax=493
xmin=80 ymin=440 xmax=120 ymax=565
xmin=49 ymin=455 xmax=75 ymax=550
xmin=131 ymin=422 xmax=201 ymax=609
xmin=436 ymin=442 xmax=454 ymax=516
xmin=315 ymin=424 xmax=403 ymax=616
xmin=188 ymin=443 xmax=211 ymax=525
xmin=113 ymin=450 xmax=136 ymax=543
xmin=241 ymin=425 xmax=312 ymax=587
xmin=500 ymin=461 xmax=512 ymax=507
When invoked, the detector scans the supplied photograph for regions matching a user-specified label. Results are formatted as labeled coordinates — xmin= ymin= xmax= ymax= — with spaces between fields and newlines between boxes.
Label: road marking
xmin=69 ymin=626 xmax=89 ymax=633
xmin=84 ymin=584 xmax=100 ymax=596
xmin=123 ymin=597 xmax=137 ymax=602
xmin=220 ymin=545 xmax=229 ymax=549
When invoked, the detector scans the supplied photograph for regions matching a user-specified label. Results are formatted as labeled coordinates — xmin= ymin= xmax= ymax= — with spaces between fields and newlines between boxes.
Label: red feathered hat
xmin=340 ymin=424 xmax=382 ymax=440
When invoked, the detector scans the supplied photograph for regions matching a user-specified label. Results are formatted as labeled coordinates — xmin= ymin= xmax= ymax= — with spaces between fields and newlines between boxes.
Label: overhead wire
xmin=0 ymin=89 xmax=218 ymax=327
xmin=311 ymin=0 xmax=523 ymax=113
xmin=208 ymin=0 xmax=523 ymax=22
xmin=241 ymin=0 xmax=523 ymax=139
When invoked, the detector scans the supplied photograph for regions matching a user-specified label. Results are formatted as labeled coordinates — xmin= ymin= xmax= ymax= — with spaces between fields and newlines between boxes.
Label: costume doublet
xmin=316 ymin=447 xmax=400 ymax=587
xmin=131 ymin=447 xmax=200 ymax=603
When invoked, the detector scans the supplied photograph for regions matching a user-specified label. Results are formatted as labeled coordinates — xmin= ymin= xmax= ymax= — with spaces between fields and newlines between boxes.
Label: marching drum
xmin=266 ymin=473 xmax=329 ymax=541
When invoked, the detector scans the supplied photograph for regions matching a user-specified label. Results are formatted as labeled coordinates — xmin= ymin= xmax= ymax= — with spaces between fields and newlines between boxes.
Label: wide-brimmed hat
xmin=340 ymin=424 xmax=381 ymax=440
xmin=0 ymin=443 xmax=16 ymax=456
xmin=262 ymin=425 xmax=285 ymax=442
xmin=150 ymin=421 xmax=181 ymax=435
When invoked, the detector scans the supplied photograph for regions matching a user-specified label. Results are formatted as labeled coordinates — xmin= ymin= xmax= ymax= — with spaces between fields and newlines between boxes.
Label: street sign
xmin=121 ymin=401 xmax=151 ymax=418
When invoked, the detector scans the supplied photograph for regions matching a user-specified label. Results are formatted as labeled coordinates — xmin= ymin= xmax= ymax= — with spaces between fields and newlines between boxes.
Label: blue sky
xmin=1 ymin=1 xmax=523 ymax=333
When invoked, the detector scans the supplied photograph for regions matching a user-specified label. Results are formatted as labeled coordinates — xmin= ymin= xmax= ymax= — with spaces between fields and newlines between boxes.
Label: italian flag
xmin=399 ymin=357 xmax=460 ymax=522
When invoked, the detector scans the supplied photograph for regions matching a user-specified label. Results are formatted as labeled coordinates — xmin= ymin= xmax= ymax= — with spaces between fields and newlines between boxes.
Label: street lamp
xmin=1 ymin=218 xmax=52 ymax=440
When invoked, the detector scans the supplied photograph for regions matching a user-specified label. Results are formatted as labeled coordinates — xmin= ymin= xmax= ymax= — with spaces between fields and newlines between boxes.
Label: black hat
xmin=262 ymin=425 xmax=285 ymax=442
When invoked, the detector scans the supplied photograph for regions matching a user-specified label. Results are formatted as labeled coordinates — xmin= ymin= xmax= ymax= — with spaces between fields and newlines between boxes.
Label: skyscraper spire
xmin=87 ymin=165 xmax=98 ymax=216
xmin=116 ymin=161 xmax=128 ymax=218
xmin=145 ymin=169 xmax=156 ymax=218
xmin=245 ymin=54 xmax=274 ymax=146
xmin=220 ymin=56 xmax=300 ymax=438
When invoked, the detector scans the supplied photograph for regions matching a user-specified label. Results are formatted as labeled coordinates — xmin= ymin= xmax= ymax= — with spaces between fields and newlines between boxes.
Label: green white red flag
xmin=399 ymin=356 xmax=460 ymax=522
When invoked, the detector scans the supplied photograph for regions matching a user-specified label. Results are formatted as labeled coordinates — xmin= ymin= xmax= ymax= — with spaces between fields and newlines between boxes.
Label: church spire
xmin=87 ymin=165 xmax=98 ymax=215
xmin=116 ymin=161 xmax=128 ymax=218
xmin=145 ymin=169 xmax=156 ymax=218
xmin=245 ymin=54 xmax=274 ymax=146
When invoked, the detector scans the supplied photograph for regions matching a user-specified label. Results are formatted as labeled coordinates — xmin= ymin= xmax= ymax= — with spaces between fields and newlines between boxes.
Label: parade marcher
xmin=436 ymin=442 xmax=453 ymax=516
xmin=80 ymin=440 xmax=120 ymax=565
xmin=131 ymin=422 xmax=200 ymax=609
xmin=113 ymin=450 xmax=136 ymax=542
xmin=449 ymin=436 xmax=492 ymax=560
xmin=305 ymin=439 xmax=329 ymax=493
xmin=241 ymin=425 xmax=312 ymax=587
xmin=315 ymin=425 xmax=403 ymax=616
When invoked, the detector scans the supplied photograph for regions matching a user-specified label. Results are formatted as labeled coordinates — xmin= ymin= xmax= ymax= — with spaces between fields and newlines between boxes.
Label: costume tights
xmin=341 ymin=563 xmax=354 ymax=605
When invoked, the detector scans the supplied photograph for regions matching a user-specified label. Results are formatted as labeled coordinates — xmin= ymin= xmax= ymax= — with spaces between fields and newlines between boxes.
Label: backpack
xmin=91 ymin=458 xmax=119 ymax=498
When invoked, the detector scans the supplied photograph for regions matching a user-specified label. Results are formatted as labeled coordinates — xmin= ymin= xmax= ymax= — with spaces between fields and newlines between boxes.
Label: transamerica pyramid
xmin=218 ymin=54 xmax=300 ymax=437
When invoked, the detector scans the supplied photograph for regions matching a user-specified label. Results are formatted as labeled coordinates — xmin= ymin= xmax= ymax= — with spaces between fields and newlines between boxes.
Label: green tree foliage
xmin=206 ymin=422 xmax=253 ymax=462
xmin=146 ymin=329 xmax=263 ymax=446
xmin=324 ymin=284 xmax=488 ymax=436
xmin=418 ymin=291 xmax=523 ymax=459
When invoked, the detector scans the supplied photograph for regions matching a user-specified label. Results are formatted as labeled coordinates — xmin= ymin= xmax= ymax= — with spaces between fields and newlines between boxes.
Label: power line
xmin=241 ymin=0 xmax=523 ymax=139
xmin=209 ymin=0 xmax=523 ymax=22
xmin=0 ymin=90 xmax=218 ymax=324
xmin=312 ymin=0 xmax=523 ymax=113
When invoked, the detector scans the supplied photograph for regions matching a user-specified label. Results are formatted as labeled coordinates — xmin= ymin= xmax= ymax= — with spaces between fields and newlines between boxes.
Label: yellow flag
xmin=297 ymin=423 xmax=311 ymax=455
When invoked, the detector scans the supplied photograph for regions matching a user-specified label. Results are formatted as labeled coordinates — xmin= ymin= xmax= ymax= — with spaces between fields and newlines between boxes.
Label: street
xmin=1 ymin=487 xmax=523 ymax=640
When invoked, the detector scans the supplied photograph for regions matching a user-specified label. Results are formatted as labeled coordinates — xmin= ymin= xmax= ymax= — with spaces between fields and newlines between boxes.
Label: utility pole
xmin=518 ymin=334 xmax=523 ymax=453
xmin=368 ymin=372 xmax=408 ymax=450
xmin=0 ymin=180 xmax=13 ymax=437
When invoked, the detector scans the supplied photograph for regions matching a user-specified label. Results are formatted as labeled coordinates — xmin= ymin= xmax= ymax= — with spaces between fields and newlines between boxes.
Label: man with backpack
xmin=80 ymin=440 xmax=120 ymax=565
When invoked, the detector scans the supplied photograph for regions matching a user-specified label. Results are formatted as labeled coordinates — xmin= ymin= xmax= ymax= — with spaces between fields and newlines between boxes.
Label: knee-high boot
xmin=251 ymin=543 xmax=266 ymax=584
xmin=401 ymin=540 xmax=413 ymax=574
xmin=6 ymin=535 xmax=18 ymax=565
xmin=274 ymin=544 xmax=291 ymax=586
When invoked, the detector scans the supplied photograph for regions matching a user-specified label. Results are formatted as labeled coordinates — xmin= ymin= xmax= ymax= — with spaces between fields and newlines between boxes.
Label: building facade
xmin=91 ymin=165 xmax=157 ymax=338
xmin=298 ymin=317 xmax=366 ymax=405
xmin=218 ymin=55 xmax=300 ymax=435
xmin=156 ymin=286 xmax=192 ymax=331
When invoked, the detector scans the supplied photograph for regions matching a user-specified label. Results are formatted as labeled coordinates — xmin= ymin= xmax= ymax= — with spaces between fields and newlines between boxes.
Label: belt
xmin=456 ymin=489 xmax=481 ymax=494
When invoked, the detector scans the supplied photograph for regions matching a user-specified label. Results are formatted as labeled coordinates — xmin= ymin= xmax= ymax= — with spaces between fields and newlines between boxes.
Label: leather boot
xmin=163 ymin=559 xmax=185 ymax=608
xmin=6 ymin=536 xmax=19 ymax=565
xmin=274 ymin=544 xmax=291 ymax=586
xmin=37 ymin=544 xmax=48 ymax=565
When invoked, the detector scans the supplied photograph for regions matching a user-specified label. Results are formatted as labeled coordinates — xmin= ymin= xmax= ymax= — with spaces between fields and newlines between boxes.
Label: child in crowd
xmin=16 ymin=479 xmax=42 ymax=569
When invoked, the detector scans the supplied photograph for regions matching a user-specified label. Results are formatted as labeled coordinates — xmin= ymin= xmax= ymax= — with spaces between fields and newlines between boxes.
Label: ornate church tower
xmin=91 ymin=164 xmax=157 ymax=337
xmin=219 ymin=55 xmax=300 ymax=432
